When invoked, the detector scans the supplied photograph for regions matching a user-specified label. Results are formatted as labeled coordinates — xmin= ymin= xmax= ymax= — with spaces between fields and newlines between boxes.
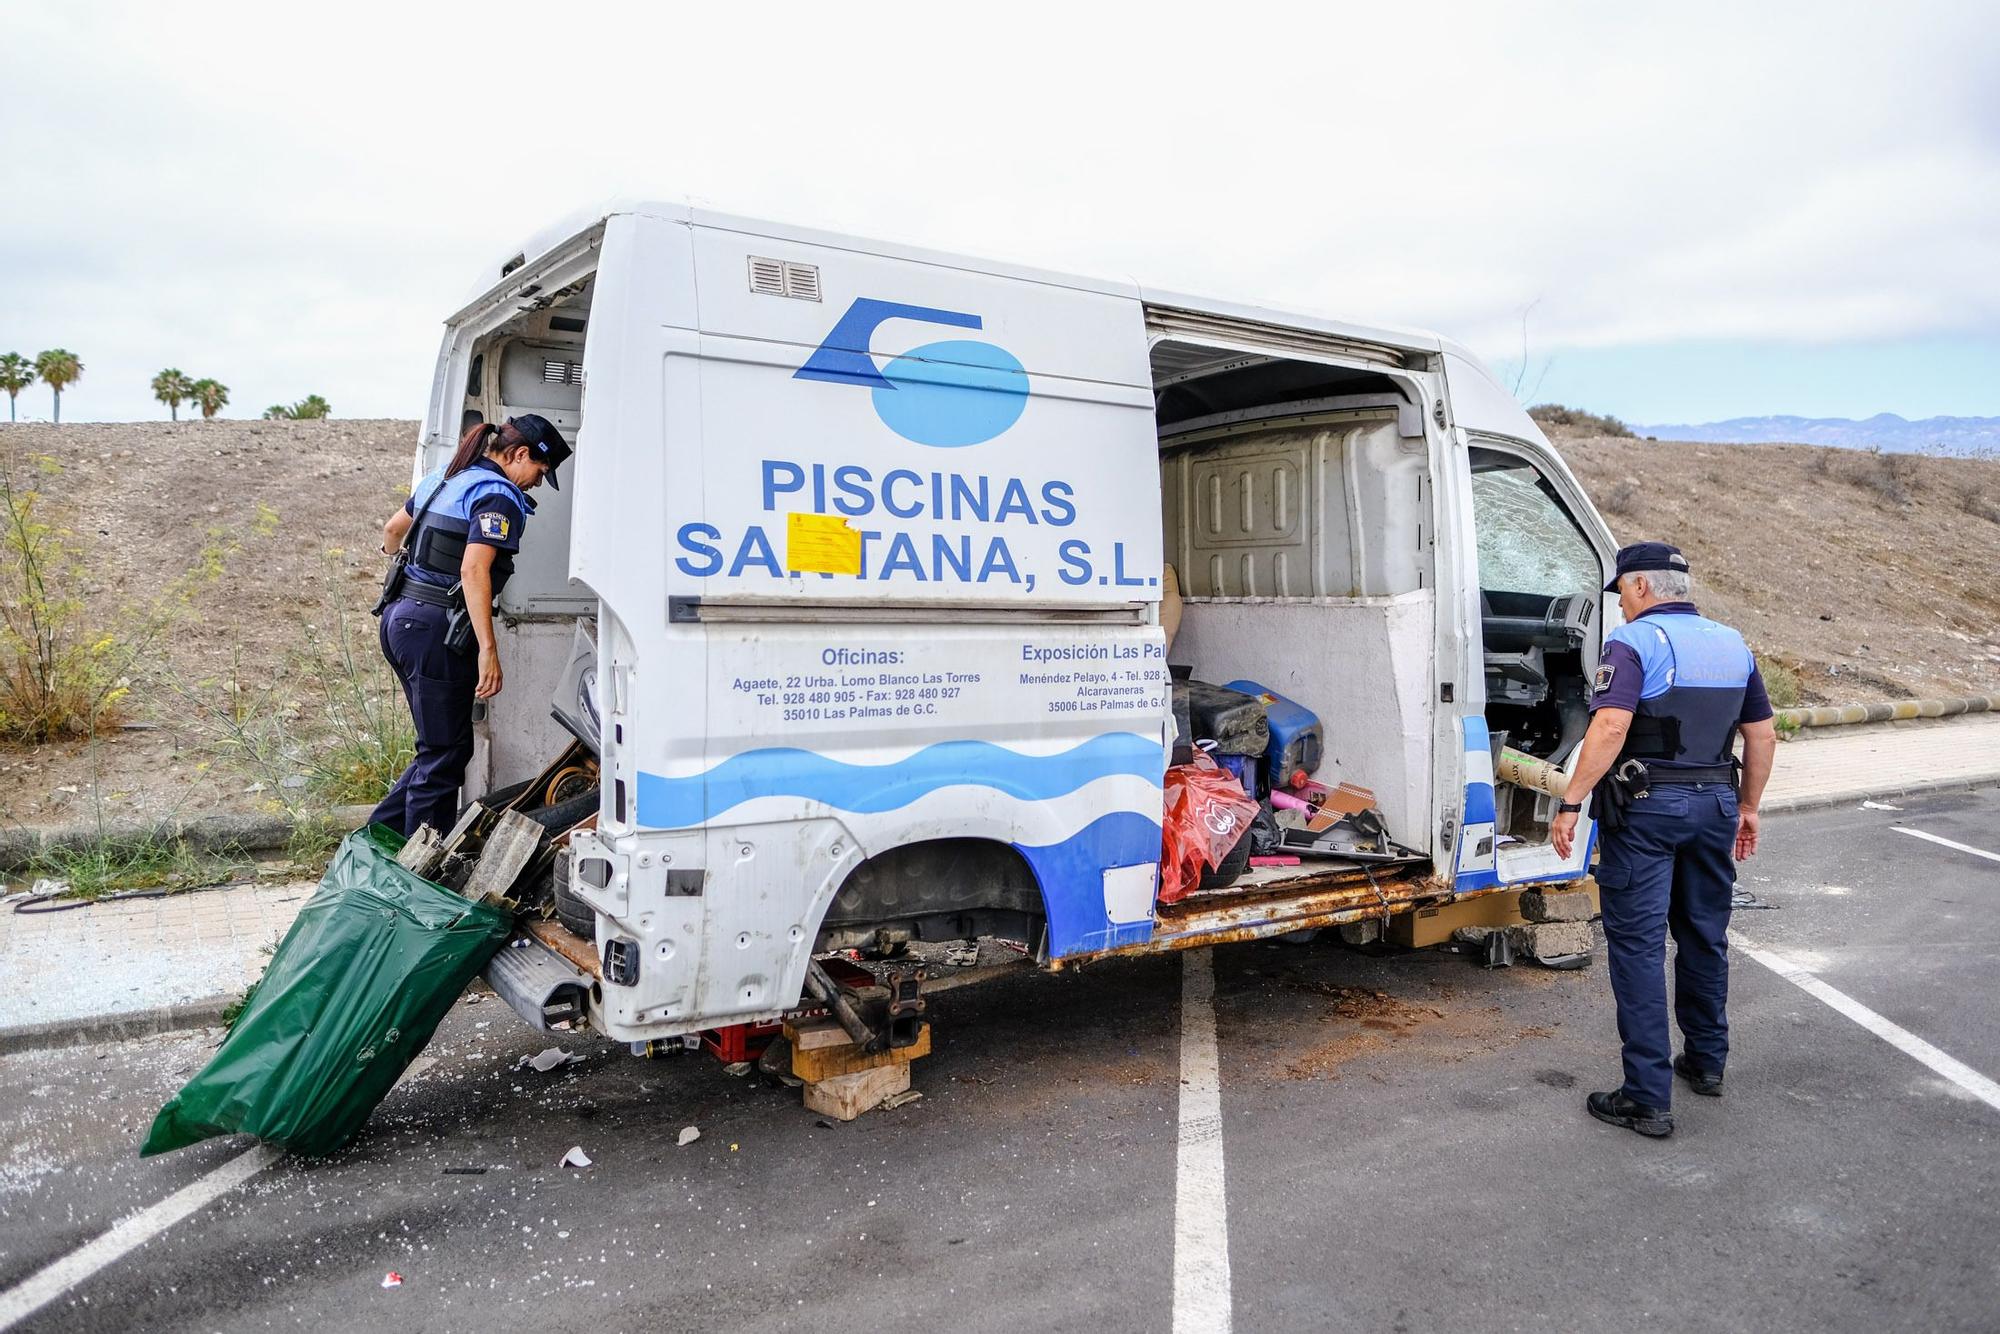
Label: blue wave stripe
xmin=1015 ymin=810 xmax=1163 ymax=957
xmin=634 ymin=732 xmax=1166 ymax=829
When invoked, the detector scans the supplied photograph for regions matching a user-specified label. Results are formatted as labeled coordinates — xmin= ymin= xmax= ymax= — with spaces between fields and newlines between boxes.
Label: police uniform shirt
xmin=401 ymin=458 xmax=533 ymax=588
xmin=1590 ymin=601 xmax=1774 ymax=768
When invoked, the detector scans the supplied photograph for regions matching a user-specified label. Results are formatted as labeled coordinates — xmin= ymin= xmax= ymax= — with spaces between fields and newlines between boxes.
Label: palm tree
xmin=190 ymin=378 xmax=229 ymax=420
xmin=262 ymin=394 xmax=332 ymax=421
xmin=0 ymin=354 xmax=33 ymax=422
xmin=151 ymin=368 xmax=194 ymax=421
xmin=34 ymin=350 xmax=82 ymax=424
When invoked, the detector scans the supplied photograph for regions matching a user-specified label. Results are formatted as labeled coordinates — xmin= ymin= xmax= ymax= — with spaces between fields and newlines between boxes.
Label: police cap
xmin=507 ymin=414 xmax=571 ymax=490
xmin=1604 ymin=540 xmax=1689 ymax=593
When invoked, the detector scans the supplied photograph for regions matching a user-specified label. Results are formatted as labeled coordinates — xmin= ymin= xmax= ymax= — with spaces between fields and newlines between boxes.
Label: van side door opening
xmin=1149 ymin=330 xmax=1440 ymax=897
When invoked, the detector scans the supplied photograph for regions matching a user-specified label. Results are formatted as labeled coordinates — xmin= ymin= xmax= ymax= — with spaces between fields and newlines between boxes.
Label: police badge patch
xmin=1593 ymin=663 xmax=1616 ymax=694
xmin=478 ymin=512 xmax=510 ymax=540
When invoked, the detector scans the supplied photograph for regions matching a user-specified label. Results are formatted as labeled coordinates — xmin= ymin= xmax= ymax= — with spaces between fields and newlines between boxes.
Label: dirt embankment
xmin=1 ymin=419 xmax=415 ymax=826
xmin=1545 ymin=427 xmax=2000 ymax=704
xmin=1 ymin=418 xmax=1997 ymax=826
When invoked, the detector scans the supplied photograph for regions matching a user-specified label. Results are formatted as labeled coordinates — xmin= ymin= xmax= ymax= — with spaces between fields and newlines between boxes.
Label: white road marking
xmin=0 ymin=1054 xmax=439 ymax=1330
xmin=0 ymin=1143 xmax=282 ymax=1331
xmin=1173 ymin=948 xmax=1233 ymax=1334
xmin=1734 ymin=936 xmax=2000 ymax=1114
xmin=1893 ymin=827 xmax=2000 ymax=865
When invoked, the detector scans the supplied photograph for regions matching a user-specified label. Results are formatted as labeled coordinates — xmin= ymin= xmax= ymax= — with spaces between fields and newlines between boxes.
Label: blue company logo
xmin=795 ymin=298 xmax=1029 ymax=447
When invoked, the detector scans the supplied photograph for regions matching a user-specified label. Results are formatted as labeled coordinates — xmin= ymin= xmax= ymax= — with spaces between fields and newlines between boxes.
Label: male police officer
xmin=1550 ymin=542 xmax=1778 ymax=1138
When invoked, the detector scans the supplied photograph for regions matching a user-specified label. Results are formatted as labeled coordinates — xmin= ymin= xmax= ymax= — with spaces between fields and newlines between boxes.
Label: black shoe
xmin=1674 ymin=1053 xmax=1724 ymax=1097
xmin=1587 ymin=1090 xmax=1674 ymax=1137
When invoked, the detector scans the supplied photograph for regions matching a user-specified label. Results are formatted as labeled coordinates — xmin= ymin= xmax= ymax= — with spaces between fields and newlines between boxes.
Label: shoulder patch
xmin=477 ymin=512 xmax=511 ymax=540
xmin=1593 ymin=663 xmax=1616 ymax=694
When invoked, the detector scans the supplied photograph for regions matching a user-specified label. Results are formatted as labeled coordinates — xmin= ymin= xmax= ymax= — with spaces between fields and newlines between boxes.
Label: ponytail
xmin=446 ymin=422 xmax=500 ymax=479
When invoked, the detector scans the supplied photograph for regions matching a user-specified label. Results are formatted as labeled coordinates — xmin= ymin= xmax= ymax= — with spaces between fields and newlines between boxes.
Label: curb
xmin=0 ymin=804 xmax=375 ymax=875
xmin=1778 ymin=694 xmax=2000 ymax=730
xmin=1760 ymin=770 xmax=2000 ymax=817
xmin=0 ymin=994 xmax=237 ymax=1057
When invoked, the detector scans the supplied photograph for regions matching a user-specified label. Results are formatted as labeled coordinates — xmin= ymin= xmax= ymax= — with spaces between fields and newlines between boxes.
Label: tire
xmin=551 ymin=847 xmax=597 ymax=939
xmin=1198 ymin=821 xmax=1254 ymax=891
xmin=524 ymin=789 xmax=598 ymax=832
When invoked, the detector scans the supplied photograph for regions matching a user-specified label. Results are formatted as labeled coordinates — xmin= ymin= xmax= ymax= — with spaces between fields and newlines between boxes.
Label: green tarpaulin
xmin=144 ymin=825 xmax=513 ymax=1158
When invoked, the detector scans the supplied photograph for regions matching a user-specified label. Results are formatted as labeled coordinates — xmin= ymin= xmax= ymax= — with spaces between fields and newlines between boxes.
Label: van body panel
xmin=424 ymin=204 xmax=1621 ymax=1043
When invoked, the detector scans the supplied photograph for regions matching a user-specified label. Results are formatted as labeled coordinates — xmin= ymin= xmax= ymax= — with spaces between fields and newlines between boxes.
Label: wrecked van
xmin=423 ymin=201 xmax=1618 ymax=1045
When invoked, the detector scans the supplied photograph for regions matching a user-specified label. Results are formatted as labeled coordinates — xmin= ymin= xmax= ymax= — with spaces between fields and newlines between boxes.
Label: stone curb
xmin=0 ymin=805 xmax=375 ymax=875
xmin=1777 ymin=694 xmax=2000 ymax=730
xmin=0 ymin=994 xmax=237 ymax=1057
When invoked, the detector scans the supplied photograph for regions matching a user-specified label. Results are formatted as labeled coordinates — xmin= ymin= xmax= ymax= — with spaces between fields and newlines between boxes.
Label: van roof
xmin=471 ymin=197 xmax=1453 ymax=361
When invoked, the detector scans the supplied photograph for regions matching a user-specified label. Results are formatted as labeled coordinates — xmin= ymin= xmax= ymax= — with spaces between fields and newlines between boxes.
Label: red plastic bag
xmin=1159 ymin=752 xmax=1261 ymax=905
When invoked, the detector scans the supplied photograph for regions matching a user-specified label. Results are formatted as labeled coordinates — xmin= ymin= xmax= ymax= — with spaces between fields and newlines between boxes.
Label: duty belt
xmin=392 ymin=579 xmax=457 ymax=609
xmin=1642 ymin=764 xmax=1737 ymax=786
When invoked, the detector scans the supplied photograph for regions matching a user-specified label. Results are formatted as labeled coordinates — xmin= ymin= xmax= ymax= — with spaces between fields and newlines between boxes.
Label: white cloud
xmin=2 ymin=0 xmax=1994 ymax=420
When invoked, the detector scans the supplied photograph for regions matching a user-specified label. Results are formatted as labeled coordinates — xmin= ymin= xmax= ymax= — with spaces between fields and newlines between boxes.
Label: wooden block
xmin=784 ymin=1017 xmax=857 ymax=1052
xmin=803 ymin=1062 xmax=911 ymax=1122
xmin=461 ymin=809 xmax=545 ymax=904
xmin=790 ymin=1024 xmax=931 ymax=1084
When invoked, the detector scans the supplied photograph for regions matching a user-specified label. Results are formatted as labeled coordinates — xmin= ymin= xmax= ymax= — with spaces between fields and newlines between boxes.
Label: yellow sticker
xmin=785 ymin=511 xmax=863 ymax=576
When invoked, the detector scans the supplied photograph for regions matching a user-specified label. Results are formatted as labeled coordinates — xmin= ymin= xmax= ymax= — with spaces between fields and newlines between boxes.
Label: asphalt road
xmin=3 ymin=787 xmax=1997 ymax=1333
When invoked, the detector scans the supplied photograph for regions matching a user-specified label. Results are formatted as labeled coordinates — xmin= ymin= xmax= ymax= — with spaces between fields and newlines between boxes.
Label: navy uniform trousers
xmin=367 ymin=597 xmax=477 ymax=837
xmin=1595 ymin=783 xmax=1738 ymax=1109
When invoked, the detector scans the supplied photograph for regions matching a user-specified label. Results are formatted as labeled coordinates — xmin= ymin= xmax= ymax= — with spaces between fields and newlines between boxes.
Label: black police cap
xmin=507 ymin=414 xmax=571 ymax=490
xmin=1604 ymin=541 xmax=1689 ymax=593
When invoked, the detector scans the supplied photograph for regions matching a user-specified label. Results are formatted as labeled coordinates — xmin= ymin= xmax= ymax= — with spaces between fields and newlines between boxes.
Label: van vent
xmin=542 ymin=359 xmax=583 ymax=385
xmin=748 ymin=255 xmax=822 ymax=302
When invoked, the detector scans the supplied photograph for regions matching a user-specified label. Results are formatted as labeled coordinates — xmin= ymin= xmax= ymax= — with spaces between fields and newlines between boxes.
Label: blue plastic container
xmin=1223 ymin=680 xmax=1324 ymax=791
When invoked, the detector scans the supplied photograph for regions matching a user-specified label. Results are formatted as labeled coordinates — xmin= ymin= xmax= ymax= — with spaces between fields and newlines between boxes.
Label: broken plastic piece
xmin=381 ymin=1272 xmax=404 ymax=1289
xmin=676 ymin=1126 xmax=700 ymax=1147
xmin=560 ymin=1145 xmax=592 ymax=1168
xmin=525 ymin=1047 xmax=572 ymax=1073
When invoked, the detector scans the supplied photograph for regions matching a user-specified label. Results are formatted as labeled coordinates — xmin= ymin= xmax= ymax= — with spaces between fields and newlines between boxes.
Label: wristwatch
xmin=1557 ymin=801 xmax=1584 ymax=813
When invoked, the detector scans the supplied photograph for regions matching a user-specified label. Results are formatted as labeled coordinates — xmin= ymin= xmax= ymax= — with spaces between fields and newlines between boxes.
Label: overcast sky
xmin=4 ymin=0 xmax=1995 ymax=426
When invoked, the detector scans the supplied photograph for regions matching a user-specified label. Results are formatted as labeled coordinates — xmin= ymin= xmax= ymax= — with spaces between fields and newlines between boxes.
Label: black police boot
xmin=1674 ymin=1053 xmax=1724 ymax=1097
xmin=1587 ymin=1090 xmax=1674 ymax=1137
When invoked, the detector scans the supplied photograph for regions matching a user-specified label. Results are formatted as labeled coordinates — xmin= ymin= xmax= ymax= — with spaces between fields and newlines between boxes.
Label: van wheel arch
xmin=813 ymin=836 xmax=1048 ymax=955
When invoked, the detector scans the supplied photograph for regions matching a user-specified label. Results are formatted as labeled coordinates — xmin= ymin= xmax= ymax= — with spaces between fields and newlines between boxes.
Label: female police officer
xmin=368 ymin=414 xmax=571 ymax=836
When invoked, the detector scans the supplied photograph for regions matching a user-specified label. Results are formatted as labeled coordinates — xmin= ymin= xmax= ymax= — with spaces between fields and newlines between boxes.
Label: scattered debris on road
xmin=559 ymin=1145 xmax=592 ymax=1168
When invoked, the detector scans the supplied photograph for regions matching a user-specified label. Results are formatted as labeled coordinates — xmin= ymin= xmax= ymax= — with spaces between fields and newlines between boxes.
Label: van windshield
xmin=1471 ymin=463 xmax=1598 ymax=597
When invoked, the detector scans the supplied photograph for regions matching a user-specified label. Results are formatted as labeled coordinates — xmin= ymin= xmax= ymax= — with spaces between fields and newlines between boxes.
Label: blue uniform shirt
xmin=401 ymin=457 xmax=533 ymax=588
xmin=1591 ymin=602 xmax=1773 ymax=768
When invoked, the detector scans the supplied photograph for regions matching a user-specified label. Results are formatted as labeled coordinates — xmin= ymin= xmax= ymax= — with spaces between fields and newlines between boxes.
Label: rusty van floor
xmin=6 ymin=789 xmax=2000 ymax=1331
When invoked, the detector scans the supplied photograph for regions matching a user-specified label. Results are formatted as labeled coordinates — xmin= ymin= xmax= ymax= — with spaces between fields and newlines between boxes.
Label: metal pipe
xmin=804 ymin=960 xmax=879 ymax=1052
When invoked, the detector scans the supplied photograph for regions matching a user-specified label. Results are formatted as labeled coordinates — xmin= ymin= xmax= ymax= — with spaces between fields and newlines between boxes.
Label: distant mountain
xmin=1633 ymin=413 xmax=2000 ymax=457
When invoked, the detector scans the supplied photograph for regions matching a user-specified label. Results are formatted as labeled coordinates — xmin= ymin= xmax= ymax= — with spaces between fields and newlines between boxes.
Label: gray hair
xmin=1624 ymin=568 xmax=1692 ymax=600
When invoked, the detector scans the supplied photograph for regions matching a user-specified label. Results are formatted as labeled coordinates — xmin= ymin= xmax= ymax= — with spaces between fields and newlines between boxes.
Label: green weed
xmin=28 ymin=830 xmax=245 ymax=900
xmin=1758 ymin=654 xmax=1804 ymax=710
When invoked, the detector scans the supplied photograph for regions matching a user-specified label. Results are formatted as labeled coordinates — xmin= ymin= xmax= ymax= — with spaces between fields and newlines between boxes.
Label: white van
xmin=431 ymin=201 xmax=1617 ymax=1044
